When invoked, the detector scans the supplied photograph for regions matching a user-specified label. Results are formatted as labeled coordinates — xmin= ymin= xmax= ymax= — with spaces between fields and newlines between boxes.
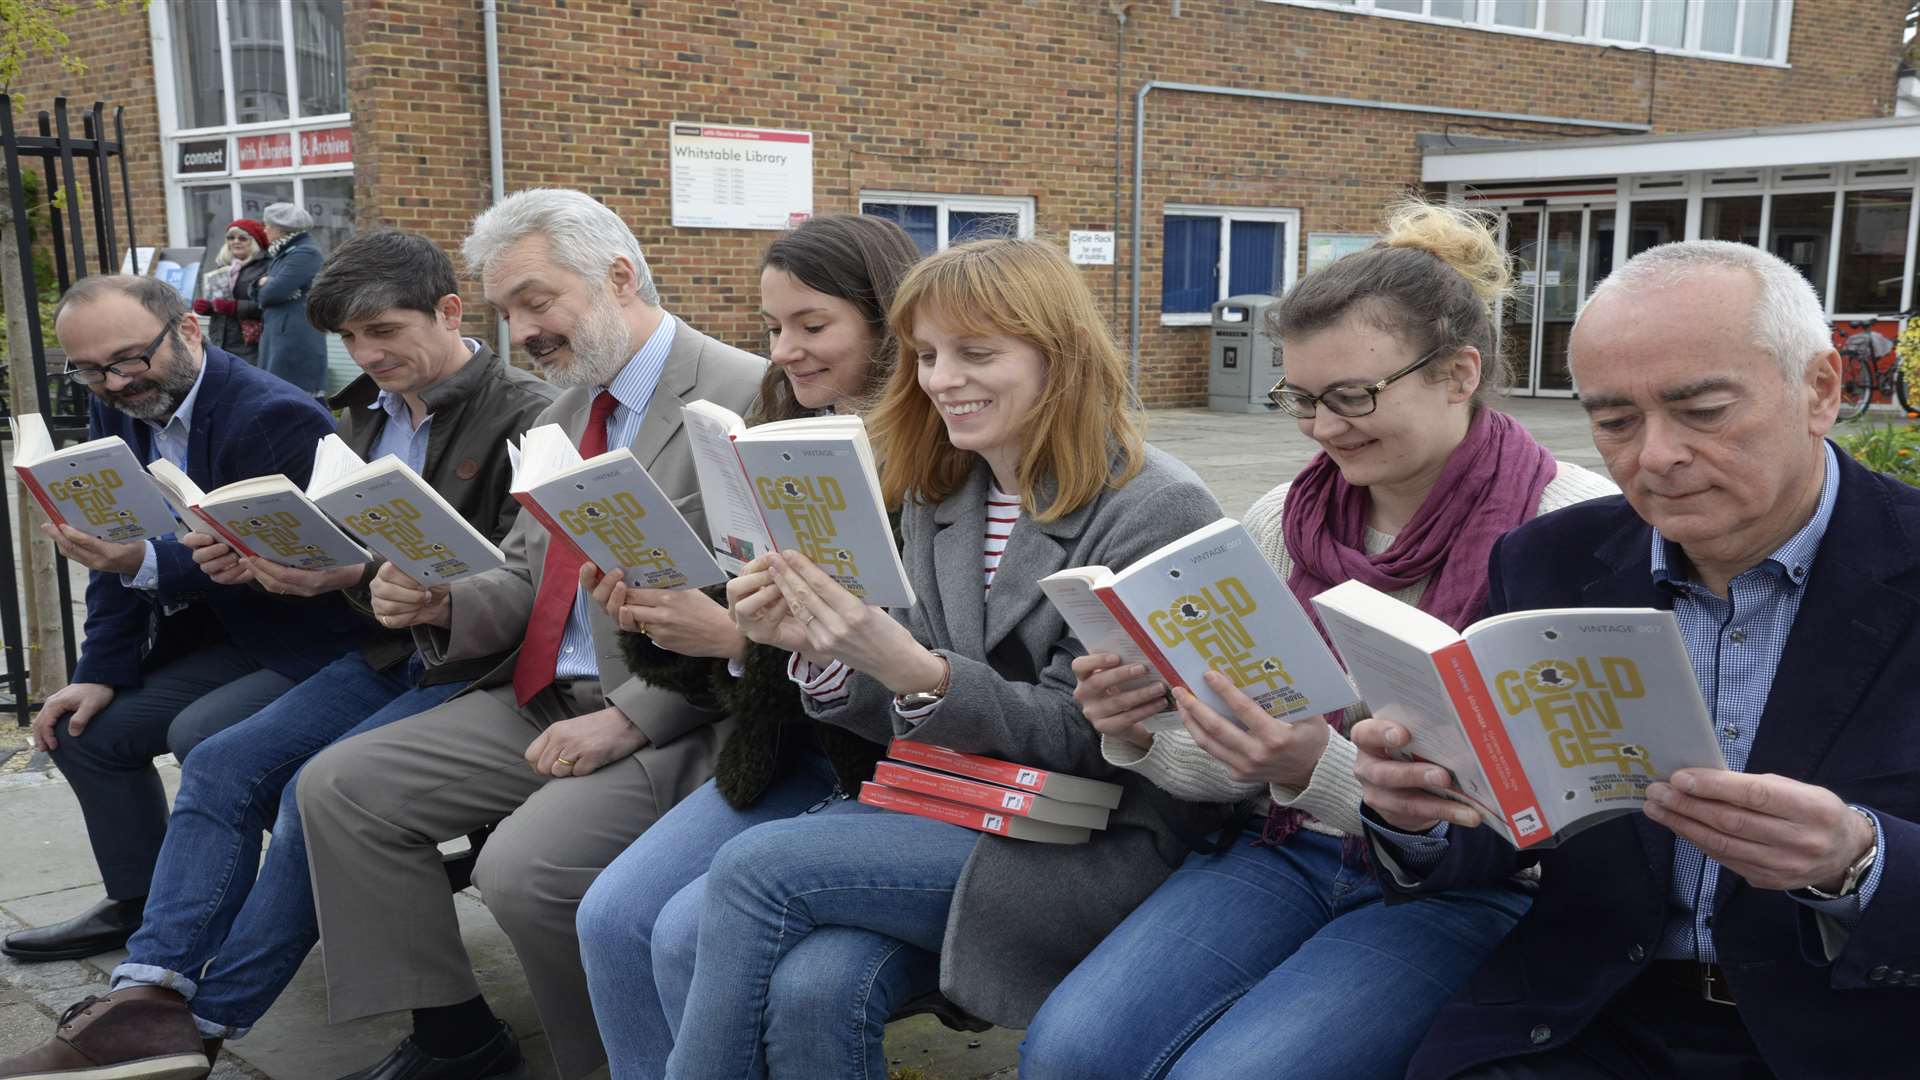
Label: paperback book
xmin=857 ymin=739 xmax=1127 ymax=845
xmin=1311 ymin=580 xmax=1726 ymax=849
xmin=305 ymin=435 xmax=505 ymax=585
xmin=1041 ymin=519 xmax=1359 ymax=733
xmin=682 ymin=400 xmax=913 ymax=608
xmin=146 ymin=459 xmax=370 ymax=571
xmin=507 ymin=424 xmax=727 ymax=591
xmin=7 ymin=413 xmax=177 ymax=543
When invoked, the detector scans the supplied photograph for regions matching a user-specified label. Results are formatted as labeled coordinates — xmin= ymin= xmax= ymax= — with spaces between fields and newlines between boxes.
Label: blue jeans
xmin=112 ymin=651 xmax=462 ymax=1038
xmin=1020 ymin=828 xmax=1533 ymax=1080
xmin=577 ymin=744 xmax=837 ymax=1079
xmin=50 ymin=641 xmax=295 ymax=898
xmin=661 ymin=800 xmax=979 ymax=1080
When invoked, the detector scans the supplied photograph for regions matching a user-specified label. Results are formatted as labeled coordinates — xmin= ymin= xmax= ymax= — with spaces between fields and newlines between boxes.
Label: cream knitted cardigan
xmin=1101 ymin=460 xmax=1620 ymax=838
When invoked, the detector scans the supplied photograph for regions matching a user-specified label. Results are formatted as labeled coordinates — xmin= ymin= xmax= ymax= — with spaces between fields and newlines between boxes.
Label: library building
xmin=5 ymin=0 xmax=1910 ymax=405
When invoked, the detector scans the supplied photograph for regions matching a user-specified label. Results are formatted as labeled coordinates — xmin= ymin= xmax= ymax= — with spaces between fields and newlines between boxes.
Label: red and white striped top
xmin=983 ymin=485 xmax=1022 ymax=592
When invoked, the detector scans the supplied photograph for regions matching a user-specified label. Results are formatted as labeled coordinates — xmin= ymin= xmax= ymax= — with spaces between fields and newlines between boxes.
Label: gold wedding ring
xmin=638 ymin=622 xmax=650 ymax=637
xmin=554 ymin=757 xmax=574 ymax=768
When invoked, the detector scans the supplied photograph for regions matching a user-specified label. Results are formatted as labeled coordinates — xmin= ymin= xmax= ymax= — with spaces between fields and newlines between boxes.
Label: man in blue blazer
xmin=1355 ymin=241 xmax=1917 ymax=1079
xmin=4 ymin=274 xmax=358 ymax=963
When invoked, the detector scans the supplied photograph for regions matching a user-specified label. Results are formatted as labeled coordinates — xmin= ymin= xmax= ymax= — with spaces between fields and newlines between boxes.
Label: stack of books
xmin=858 ymin=738 xmax=1123 ymax=845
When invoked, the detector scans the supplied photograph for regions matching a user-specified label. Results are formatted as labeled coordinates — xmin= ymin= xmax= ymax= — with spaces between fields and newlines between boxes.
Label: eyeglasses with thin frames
xmin=1267 ymin=344 xmax=1450 ymax=419
xmin=63 ymin=315 xmax=180 ymax=387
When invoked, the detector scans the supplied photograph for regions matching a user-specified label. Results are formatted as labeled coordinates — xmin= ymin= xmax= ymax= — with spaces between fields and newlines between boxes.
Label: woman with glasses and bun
xmin=1021 ymin=199 xmax=1617 ymax=1080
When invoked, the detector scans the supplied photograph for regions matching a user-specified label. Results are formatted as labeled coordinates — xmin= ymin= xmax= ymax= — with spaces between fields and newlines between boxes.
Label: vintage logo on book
xmin=756 ymin=474 xmax=861 ymax=582
xmin=1494 ymin=657 xmax=1653 ymax=775
xmin=49 ymin=468 xmax=137 ymax=528
xmin=559 ymin=493 xmax=686 ymax=586
xmin=225 ymin=511 xmax=327 ymax=561
xmin=346 ymin=498 xmax=450 ymax=562
xmin=1146 ymin=577 xmax=1311 ymax=716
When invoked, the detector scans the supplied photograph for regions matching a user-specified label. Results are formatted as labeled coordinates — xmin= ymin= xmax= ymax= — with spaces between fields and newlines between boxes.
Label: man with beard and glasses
xmin=3 ymin=275 xmax=358 ymax=968
xmin=294 ymin=189 xmax=765 ymax=1080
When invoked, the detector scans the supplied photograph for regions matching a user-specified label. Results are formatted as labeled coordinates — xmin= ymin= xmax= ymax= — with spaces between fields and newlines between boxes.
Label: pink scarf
xmin=1284 ymin=406 xmax=1558 ymax=641
xmin=1259 ymin=407 xmax=1557 ymax=851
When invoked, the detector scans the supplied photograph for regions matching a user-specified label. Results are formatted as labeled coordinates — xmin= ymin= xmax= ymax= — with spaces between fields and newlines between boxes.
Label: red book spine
xmin=1092 ymin=583 xmax=1190 ymax=694
xmin=12 ymin=465 xmax=66 ymax=527
xmin=858 ymin=782 xmax=1013 ymax=838
xmin=512 ymin=491 xmax=593 ymax=565
xmin=193 ymin=506 xmax=259 ymax=558
xmin=885 ymin=738 xmax=1051 ymax=794
xmin=874 ymin=761 xmax=1038 ymax=817
xmin=1432 ymin=641 xmax=1553 ymax=849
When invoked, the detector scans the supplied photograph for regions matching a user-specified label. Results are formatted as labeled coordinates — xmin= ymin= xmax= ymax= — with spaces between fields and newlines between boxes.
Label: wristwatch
xmin=1804 ymin=810 xmax=1878 ymax=900
xmin=895 ymin=654 xmax=952 ymax=711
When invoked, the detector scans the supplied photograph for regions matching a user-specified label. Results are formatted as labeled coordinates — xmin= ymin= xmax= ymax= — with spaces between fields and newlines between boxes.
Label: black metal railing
xmin=1 ymin=95 xmax=139 ymax=726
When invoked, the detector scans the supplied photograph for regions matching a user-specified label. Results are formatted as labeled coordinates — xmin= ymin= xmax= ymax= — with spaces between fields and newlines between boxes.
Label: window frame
xmin=150 ymin=0 xmax=352 ymax=248
xmin=1160 ymin=205 xmax=1302 ymax=327
xmin=1265 ymin=0 xmax=1794 ymax=67
xmin=855 ymin=191 xmax=1036 ymax=253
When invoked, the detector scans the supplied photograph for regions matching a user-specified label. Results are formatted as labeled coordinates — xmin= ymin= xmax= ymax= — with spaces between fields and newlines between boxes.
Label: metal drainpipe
xmin=484 ymin=0 xmax=509 ymax=362
xmin=1127 ymin=81 xmax=1654 ymax=393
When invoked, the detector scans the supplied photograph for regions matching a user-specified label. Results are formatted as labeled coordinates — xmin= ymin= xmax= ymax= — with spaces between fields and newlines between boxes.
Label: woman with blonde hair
xmin=1020 ymin=200 xmax=1617 ymax=1079
xmin=653 ymin=237 xmax=1229 ymax=1079
xmin=193 ymin=218 xmax=269 ymax=362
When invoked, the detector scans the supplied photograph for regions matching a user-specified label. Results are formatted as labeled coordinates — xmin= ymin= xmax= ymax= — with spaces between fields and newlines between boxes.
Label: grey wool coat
xmin=806 ymin=444 xmax=1232 ymax=1026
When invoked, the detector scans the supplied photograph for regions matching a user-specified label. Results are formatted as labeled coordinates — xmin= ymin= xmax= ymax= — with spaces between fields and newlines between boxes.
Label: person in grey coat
xmin=655 ymin=238 xmax=1230 ymax=1079
xmin=252 ymin=202 xmax=328 ymax=393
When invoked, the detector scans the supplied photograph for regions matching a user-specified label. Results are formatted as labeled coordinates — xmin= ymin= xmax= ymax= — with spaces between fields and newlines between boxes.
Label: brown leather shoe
xmin=0 ymin=986 xmax=209 ymax=1080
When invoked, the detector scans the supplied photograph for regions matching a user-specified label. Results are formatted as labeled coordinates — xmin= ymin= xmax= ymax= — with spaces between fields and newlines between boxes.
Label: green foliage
xmin=0 ymin=0 xmax=148 ymax=93
xmin=1834 ymin=423 xmax=1920 ymax=488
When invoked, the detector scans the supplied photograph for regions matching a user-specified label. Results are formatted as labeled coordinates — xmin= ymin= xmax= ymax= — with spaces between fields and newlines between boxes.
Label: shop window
xmin=1626 ymin=200 xmax=1686 ymax=257
xmin=1161 ymin=207 xmax=1299 ymax=323
xmin=1834 ymin=190 xmax=1912 ymax=315
xmin=1701 ymin=196 xmax=1763 ymax=246
xmin=1269 ymin=0 xmax=1786 ymax=62
xmin=1767 ymin=192 xmax=1836 ymax=303
xmin=858 ymin=193 xmax=1033 ymax=257
xmin=293 ymin=0 xmax=348 ymax=118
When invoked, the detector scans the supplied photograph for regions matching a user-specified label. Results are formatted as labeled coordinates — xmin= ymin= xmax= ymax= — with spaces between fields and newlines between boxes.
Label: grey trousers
xmin=295 ymin=680 xmax=722 ymax=1080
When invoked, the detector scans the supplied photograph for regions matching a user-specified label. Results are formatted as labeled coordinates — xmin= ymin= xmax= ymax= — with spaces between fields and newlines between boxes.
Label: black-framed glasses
xmin=63 ymin=315 xmax=180 ymax=386
xmin=1267 ymin=344 xmax=1449 ymax=419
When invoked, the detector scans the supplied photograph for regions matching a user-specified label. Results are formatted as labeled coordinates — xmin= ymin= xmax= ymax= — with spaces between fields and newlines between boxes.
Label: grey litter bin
xmin=1207 ymin=294 xmax=1284 ymax=414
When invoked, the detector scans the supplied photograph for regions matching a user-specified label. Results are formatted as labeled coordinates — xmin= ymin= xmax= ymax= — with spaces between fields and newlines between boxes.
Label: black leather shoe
xmin=335 ymin=1022 xmax=521 ymax=1080
xmin=1 ymin=896 xmax=143 ymax=962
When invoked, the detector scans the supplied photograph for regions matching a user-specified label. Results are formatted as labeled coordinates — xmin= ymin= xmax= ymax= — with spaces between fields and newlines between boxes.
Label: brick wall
xmin=13 ymin=0 xmax=1907 ymax=404
xmin=6 ymin=1 xmax=167 ymax=288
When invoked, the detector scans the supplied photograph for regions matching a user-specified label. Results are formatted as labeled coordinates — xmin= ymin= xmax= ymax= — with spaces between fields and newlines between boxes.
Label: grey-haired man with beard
xmin=295 ymin=189 xmax=765 ymax=1080
xmin=4 ymin=275 xmax=358 ymax=965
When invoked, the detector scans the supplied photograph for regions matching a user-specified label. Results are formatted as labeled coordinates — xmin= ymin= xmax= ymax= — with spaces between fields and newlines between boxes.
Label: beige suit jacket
xmin=416 ymin=318 xmax=767 ymax=747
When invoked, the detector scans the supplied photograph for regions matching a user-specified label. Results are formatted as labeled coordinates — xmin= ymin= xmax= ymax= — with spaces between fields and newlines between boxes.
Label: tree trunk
xmin=0 ymin=201 xmax=69 ymax=700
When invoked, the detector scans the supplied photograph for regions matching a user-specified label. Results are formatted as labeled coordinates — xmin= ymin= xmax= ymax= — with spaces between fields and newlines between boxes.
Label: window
xmin=153 ymin=0 xmax=353 ymax=257
xmin=1269 ymin=0 xmax=1789 ymax=62
xmin=1160 ymin=207 xmax=1300 ymax=323
xmin=1767 ymin=192 xmax=1835 ymax=300
xmin=857 ymin=193 xmax=1034 ymax=256
xmin=1834 ymin=190 xmax=1911 ymax=315
xmin=1701 ymin=195 xmax=1763 ymax=245
xmin=1626 ymin=200 xmax=1686 ymax=257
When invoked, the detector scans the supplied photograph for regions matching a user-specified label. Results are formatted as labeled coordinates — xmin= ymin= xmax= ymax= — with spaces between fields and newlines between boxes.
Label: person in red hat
xmin=192 ymin=218 xmax=269 ymax=362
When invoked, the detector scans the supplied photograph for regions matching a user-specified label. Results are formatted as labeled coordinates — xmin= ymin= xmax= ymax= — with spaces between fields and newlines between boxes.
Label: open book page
xmin=1038 ymin=571 xmax=1180 ymax=733
xmin=1312 ymin=588 xmax=1518 ymax=842
xmin=522 ymin=449 xmax=726 ymax=591
xmin=1463 ymin=608 xmax=1726 ymax=841
xmin=311 ymin=456 xmax=505 ymax=585
xmin=1104 ymin=520 xmax=1357 ymax=727
xmin=7 ymin=415 xmax=177 ymax=542
xmin=305 ymin=434 xmax=368 ymax=497
xmin=732 ymin=434 xmax=913 ymax=609
xmin=681 ymin=401 xmax=772 ymax=573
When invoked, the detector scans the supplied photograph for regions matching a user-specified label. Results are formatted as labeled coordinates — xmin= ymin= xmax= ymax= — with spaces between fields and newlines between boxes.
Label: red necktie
xmin=513 ymin=390 xmax=619 ymax=705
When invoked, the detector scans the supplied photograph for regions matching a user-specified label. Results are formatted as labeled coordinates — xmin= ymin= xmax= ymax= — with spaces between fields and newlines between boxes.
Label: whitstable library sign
xmin=669 ymin=123 xmax=814 ymax=231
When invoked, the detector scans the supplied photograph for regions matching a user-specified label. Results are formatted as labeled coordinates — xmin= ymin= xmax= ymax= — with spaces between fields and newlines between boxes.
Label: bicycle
xmin=1836 ymin=311 xmax=1919 ymax=422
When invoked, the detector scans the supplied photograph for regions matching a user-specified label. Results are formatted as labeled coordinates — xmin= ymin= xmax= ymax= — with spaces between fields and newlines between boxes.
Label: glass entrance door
xmin=1496 ymin=205 xmax=1614 ymax=397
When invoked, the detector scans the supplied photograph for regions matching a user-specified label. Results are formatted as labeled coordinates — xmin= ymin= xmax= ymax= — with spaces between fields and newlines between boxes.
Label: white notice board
xmin=670 ymin=123 xmax=814 ymax=230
